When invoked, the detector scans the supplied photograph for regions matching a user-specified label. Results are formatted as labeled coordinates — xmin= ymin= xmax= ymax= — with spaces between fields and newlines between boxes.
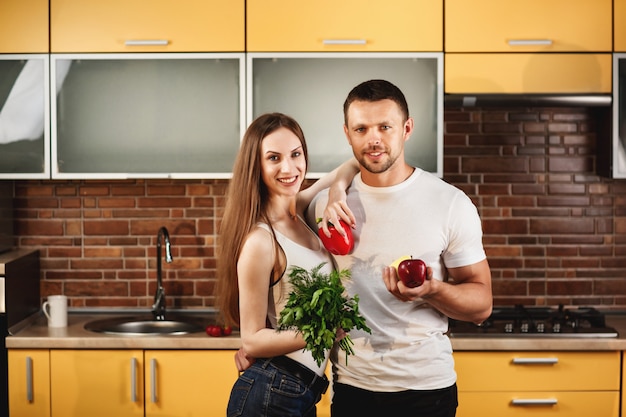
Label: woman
xmin=216 ymin=113 xmax=357 ymax=417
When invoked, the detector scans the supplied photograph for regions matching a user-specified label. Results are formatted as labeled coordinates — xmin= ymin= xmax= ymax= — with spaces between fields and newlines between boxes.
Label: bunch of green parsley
xmin=277 ymin=263 xmax=371 ymax=366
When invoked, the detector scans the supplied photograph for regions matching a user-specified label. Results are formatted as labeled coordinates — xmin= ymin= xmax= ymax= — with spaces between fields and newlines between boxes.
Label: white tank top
xmin=259 ymin=219 xmax=334 ymax=376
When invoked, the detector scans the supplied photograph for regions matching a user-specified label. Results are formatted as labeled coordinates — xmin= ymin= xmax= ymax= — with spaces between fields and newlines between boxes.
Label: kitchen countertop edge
xmin=7 ymin=312 xmax=626 ymax=351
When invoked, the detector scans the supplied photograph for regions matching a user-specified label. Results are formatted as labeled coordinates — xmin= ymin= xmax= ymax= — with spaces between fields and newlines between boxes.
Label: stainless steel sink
xmin=84 ymin=315 xmax=207 ymax=336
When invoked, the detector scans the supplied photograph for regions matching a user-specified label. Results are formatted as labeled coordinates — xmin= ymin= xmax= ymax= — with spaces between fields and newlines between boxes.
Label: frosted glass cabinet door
xmin=52 ymin=53 xmax=245 ymax=178
xmin=614 ymin=55 xmax=626 ymax=179
xmin=0 ymin=55 xmax=50 ymax=179
xmin=247 ymin=53 xmax=443 ymax=177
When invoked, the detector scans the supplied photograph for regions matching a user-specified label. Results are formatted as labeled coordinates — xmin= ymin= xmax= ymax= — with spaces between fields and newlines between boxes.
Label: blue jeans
xmin=227 ymin=358 xmax=324 ymax=417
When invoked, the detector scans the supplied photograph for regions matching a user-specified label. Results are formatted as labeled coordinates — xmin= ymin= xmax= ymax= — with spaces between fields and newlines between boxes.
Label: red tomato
xmin=205 ymin=325 xmax=223 ymax=337
xmin=222 ymin=325 xmax=232 ymax=336
xmin=318 ymin=220 xmax=354 ymax=255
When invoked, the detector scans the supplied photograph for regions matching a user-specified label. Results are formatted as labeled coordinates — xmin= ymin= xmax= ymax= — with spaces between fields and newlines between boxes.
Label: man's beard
xmin=357 ymin=149 xmax=398 ymax=174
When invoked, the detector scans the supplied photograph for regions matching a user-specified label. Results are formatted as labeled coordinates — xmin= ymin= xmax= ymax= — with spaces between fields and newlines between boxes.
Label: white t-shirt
xmin=307 ymin=168 xmax=486 ymax=391
xmin=260 ymin=220 xmax=334 ymax=377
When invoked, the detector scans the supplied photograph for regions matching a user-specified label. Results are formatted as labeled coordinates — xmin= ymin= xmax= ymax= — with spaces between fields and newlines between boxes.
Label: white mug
xmin=42 ymin=295 xmax=68 ymax=328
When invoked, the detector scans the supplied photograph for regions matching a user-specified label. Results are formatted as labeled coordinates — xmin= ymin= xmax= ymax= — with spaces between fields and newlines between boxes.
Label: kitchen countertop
xmin=7 ymin=310 xmax=626 ymax=351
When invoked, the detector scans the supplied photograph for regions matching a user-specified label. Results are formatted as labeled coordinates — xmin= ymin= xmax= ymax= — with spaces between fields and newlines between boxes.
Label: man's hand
xmin=234 ymin=347 xmax=255 ymax=372
xmin=382 ymin=265 xmax=434 ymax=302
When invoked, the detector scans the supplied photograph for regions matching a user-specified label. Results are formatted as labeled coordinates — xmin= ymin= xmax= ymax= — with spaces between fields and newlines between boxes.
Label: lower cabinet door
xmin=50 ymin=350 xmax=144 ymax=417
xmin=457 ymin=391 xmax=619 ymax=417
xmin=144 ymin=350 xmax=239 ymax=417
xmin=8 ymin=349 xmax=51 ymax=417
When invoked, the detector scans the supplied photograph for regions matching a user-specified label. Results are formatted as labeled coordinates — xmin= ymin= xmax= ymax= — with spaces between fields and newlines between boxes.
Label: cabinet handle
xmin=511 ymin=398 xmax=558 ymax=406
xmin=507 ymin=39 xmax=553 ymax=46
xmin=322 ymin=39 xmax=367 ymax=45
xmin=125 ymin=40 xmax=169 ymax=46
xmin=512 ymin=357 xmax=558 ymax=365
xmin=150 ymin=358 xmax=158 ymax=403
xmin=130 ymin=357 xmax=137 ymax=403
xmin=25 ymin=356 xmax=33 ymax=402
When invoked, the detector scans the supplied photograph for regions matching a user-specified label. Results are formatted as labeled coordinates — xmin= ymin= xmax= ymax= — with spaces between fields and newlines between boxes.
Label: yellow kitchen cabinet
xmin=8 ymin=349 xmax=51 ymax=417
xmin=616 ymin=0 xmax=626 ymax=51
xmin=622 ymin=351 xmax=626 ymax=417
xmin=247 ymin=0 xmax=442 ymax=52
xmin=445 ymin=53 xmax=612 ymax=94
xmin=317 ymin=364 xmax=332 ymax=417
xmin=445 ymin=0 xmax=612 ymax=53
xmin=47 ymin=349 xmax=238 ymax=417
xmin=144 ymin=350 xmax=238 ymax=417
xmin=51 ymin=349 xmax=145 ymax=417
xmin=454 ymin=351 xmax=620 ymax=417
xmin=459 ymin=391 xmax=618 ymax=417
xmin=50 ymin=0 xmax=244 ymax=52
xmin=0 ymin=0 xmax=48 ymax=53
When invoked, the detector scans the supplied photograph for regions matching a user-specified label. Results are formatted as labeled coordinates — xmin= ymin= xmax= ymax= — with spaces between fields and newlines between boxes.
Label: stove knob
xmin=536 ymin=323 xmax=545 ymax=333
xmin=553 ymin=323 xmax=561 ymax=333
xmin=520 ymin=322 xmax=529 ymax=333
xmin=504 ymin=323 xmax=513 ymax=333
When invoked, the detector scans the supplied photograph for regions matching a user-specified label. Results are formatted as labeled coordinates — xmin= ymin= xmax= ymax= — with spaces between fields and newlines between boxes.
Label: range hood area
xmin=444 ymin=93 xmax=612 ymax=107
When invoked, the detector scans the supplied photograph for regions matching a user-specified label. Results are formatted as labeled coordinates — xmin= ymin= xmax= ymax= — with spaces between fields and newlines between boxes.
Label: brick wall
xmin=12 ymin=106 xmax=626 ymax=309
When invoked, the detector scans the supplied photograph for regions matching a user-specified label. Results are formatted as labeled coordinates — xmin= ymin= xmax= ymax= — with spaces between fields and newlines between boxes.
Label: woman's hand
xmin=320 ymin=187 xmax=356 ymax=240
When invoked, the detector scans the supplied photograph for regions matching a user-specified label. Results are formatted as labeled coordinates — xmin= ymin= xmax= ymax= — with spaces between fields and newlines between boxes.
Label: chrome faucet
xmin=152 ymin=226 xmax=172 ymax=320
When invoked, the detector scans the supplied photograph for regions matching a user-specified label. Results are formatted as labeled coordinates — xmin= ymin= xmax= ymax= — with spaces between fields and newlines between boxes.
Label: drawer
xmin=616 ymin=0 xmax=626 ymax=51
xmin=247 ymin=0 xmax=442 ymax=52
xmin=445 ymin=53 xmax=612 ymax=94
xmin=0 ymin=0 xmax=48 ymax=53
xmin=445 ymin=0 xmax=611 ymax=52
xmin=51 ymin=0 xmax=244 ymax=52
xmin=457 ymin=391 xmax=618 ymax=417
xmin=454 ymin=351 xmax=620 ymax=391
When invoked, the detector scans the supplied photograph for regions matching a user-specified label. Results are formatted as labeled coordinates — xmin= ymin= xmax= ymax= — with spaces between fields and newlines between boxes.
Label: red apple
xmin=397 ymin=257 xmax=427 ymax=288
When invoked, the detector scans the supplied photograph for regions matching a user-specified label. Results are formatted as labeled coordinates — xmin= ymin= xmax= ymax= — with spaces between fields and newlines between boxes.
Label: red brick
xmin=84 ymin=220 xmax=129 ymax=235
xmin=530 ymin=218 xmax=594 ymax=234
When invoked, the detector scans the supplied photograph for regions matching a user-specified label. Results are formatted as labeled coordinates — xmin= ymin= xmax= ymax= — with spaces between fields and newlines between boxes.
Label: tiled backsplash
xmin=13 ymin=106 xmax=626 ymax=309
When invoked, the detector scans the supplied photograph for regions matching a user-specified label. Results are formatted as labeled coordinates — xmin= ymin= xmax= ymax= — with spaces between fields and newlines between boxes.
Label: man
xmin=307 ymin=79 xmax=492 ymax=417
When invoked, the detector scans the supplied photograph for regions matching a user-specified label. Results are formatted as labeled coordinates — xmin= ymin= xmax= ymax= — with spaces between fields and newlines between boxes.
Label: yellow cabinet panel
xmin=445 ymin=53 xmax=612 ymax=94
xmin=247 ymin=0 xmax=442 ymax=52
xmin=445 ymin=0 xmax=612 ymax=52
xmin=616 ymin=0 xmax=626 ymax=51
xmin=51 ymin=0 xmax=244 ymax=52
xmin=8 ymin=350 xmax=51 ymax=417
xmin=50 ymin=350 xmax=144 ymax=417
xmin=458 ymin=391 xmax=618 ymax=417
xmin=454 ymin=351 xmax=620 ymax=392
xmin=317 ymin=364 xmax=332 ymax=417
xmin=144 ymin=350 xmax=239 ymax=417
xmin=0 ymin=0 xmax=48 ymax=53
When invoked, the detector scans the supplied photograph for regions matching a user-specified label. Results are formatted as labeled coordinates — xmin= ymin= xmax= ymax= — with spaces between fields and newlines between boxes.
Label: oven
xmin=0 ymin=249 xmax=40 ymax=417
xmin=448 ymin=305 xmax=619 ymax=338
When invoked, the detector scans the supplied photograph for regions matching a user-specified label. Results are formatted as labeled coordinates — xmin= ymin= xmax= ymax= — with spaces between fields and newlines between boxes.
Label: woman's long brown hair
xmin=215 ymin=113 xmax=308 ymax=328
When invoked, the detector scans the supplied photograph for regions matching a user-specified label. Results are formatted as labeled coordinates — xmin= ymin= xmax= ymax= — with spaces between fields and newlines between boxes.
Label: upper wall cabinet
xmin=50 ymin=0 xmax=245 ymax=53
xmin=246 ymin=0 xmax=442 ymax=52
xmin=52 ymin=53 xmax=245 ymax=179
xmin=0 ymin=0 xmax=48 ymax=53
xmin=616 ymin=0 xmax=626 ymax=52
xmin=0 ymin=55 xmax=50 ymax=179
xmin=444 ymin=0 xmax=612 ymax=94
xmin=445 ymin=53 xmax=612 ymax=94
xmin=445 ymin=0 xmax=612 ymax=53
xmin=248 ymin=53 xmax=443 ymax=177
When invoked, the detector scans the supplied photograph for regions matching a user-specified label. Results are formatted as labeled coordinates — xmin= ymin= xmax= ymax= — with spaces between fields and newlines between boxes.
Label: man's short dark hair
xmin=343 ymin=79 xmax=409 ymax=124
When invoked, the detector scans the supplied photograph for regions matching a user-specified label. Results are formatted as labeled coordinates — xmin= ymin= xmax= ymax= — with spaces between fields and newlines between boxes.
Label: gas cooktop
xmin=448 ymin=305 xmax=618 ymax=338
